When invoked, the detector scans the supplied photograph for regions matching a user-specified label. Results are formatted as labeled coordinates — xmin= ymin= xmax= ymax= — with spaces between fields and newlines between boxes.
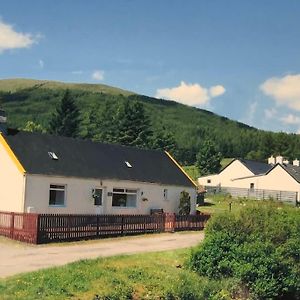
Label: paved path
xmin=0 ymin=232 xmax=204 ymax=278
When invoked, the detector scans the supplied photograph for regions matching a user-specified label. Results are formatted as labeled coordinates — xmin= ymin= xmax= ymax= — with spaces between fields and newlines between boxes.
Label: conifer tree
xmin=152 ymin=127 xmax=177 ymax=154
xmin=196 ymin=140 xmax=222 ymax=176
xmin=49 ymin=90 xmax=81 ymax=137
xmin=115 ymin=100 xmax=152 ymax=148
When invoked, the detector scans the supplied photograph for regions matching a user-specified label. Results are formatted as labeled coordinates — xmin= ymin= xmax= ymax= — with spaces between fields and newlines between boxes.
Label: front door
xmin=93 ymin=188 xmax=104 ymax=214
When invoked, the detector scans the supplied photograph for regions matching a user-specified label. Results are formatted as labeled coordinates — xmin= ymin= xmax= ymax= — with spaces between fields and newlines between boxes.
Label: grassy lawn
xmin=197 ymin=194 xmax=293 ymax=215
xmin=0 ymin=249 xmax=232 ymax=300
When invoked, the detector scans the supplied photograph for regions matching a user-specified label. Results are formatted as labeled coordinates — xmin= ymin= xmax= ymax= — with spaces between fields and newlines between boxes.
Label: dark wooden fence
xmin=0 ymin=211 xmax=211 ymax=244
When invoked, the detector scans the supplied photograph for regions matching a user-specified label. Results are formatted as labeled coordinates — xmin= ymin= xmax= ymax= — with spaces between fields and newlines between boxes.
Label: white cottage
xmin=0 ymin=128 xmax=196 ymax=214
xmin=198 ymin=157 xmax=300 ymax=202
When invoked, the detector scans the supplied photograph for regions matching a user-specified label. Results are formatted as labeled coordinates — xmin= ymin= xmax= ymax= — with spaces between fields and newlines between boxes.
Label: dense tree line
xmin=2 ymin=87 xmax=300 ymax=165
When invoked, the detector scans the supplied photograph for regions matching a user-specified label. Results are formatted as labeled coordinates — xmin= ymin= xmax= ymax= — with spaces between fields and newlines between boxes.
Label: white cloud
xmin=280 ymin=114 xmax=300 ymax=125
xmin=0 ymin=20 xmax=38 ymax=53
xmin=155 ymin=81 xmax=225 ymax=107
xmin=260 ymin=74 xmax=300 ymax=111
xmin=92 ymin=70 xmax=104 ymax=81
xmin=264 ymin=108 xmax=277 ymax=119
xmin=209 ymin=85 xmax=226 ymax=97
xmin=38 ymin=59 xmax=44 ymax=68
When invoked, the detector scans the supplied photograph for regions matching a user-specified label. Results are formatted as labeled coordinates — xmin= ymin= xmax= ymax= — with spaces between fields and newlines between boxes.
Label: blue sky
xmin=1 ymin=1 xmax=300 ymax=133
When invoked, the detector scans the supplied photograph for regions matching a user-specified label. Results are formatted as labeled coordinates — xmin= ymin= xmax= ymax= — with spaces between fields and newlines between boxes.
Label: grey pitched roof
xmin=239 ymin=159 xmax=272 ymax=175
xmin=4 ymin=129 xmax=194 ymax=187
xmin=281 ymin=164 xmax=300 ymax=183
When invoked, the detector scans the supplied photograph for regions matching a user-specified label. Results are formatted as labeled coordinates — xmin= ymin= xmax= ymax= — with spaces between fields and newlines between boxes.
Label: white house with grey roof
xmin=198 ymin=157 xmax=300 ymax=202
xmin=0 ymin=125 xmax=196 ymax=214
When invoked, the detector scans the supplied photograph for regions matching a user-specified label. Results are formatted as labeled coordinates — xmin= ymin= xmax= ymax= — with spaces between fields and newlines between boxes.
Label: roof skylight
xmin=48 ymin=152 xmax=58 ymax=160
xmin=125 ymin=161 xmax=132 ymax=168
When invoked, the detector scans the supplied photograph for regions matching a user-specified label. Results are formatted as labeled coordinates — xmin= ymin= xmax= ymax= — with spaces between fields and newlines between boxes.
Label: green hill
xmin=0 ymin=78 xmax=299 ymax=164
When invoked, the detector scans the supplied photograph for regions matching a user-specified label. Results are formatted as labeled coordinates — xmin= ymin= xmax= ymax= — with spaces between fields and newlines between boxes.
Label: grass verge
xmin=0 ymin=249 xmax=235 ymax=300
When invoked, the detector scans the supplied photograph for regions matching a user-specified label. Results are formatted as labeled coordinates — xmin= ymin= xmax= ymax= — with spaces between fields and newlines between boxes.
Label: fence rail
xmin=0 ymin=211 xmax=210 ymax=244
xmin=205 ymin=186 xmax=298 ymax=204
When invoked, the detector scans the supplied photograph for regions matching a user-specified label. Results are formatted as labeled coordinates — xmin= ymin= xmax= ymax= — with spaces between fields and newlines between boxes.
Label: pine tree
xmin=152 ymin=127 xmax=177 ymax=154
xmin=49 ymin=90 xmax=81 ymax=137
xmin=115 ymin=100 xmax=152 ymax=148
xmin=196 ymin=140 xmax=222 ymax=176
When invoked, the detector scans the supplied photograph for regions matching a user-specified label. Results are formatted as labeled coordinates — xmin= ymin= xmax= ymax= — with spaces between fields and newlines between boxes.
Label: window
xmin=250 ymin=183 xmax=254 ymax=190
xmin=207 ymin=179 xmax=211 ymax=184
xmin=49 ymin=184 xmax=65 ymax=206
xmin=163 ymin=189 xmax=168 ymax=200
xmin=93 ymin=188 xmax=103 ymax=206
xmin=112 ymin=188 xmax=137 ymax=207
xmin=125 ymin=161 xmax=132 ymax=168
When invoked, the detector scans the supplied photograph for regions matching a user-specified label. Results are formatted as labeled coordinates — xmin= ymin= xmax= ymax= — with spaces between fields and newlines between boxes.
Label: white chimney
xmin=293 ymin=159 xmax=300 ymax=167
xmin=283 ymin=159 xmax=289 ymax=165
xmin=276 ymin=155 xmax=283 ymax=165
xmin=268 ymin=155 xmax=276 ymax=165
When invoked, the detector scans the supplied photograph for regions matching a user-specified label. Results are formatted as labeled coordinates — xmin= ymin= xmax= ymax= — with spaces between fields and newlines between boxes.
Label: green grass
xmin=0 ymin=249 xmax=234 ymax=300
xmin=183 ymin=158 xmax=234 ymax=181
xmin=0 ymin=78 xmax=134 ymax=96
xmin=183 ymin=165 xmax=199 ymax=181
xmin=197 ymin=194 xmax=293 ymax=215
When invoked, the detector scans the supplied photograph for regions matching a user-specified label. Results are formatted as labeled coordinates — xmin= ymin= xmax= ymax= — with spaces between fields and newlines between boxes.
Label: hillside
xmin=0 ymin=78 xmax=299 ymax=164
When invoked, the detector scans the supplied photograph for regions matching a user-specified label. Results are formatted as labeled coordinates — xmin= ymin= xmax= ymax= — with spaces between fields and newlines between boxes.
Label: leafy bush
xmin=190 ymin=204 xmax=300 ymax=299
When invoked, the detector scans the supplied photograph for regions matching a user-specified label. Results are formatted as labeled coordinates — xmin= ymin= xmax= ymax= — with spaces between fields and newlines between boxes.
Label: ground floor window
xmin=112 ymin=188 xmax=137 ymax=207
xmin=49 ymin=184 xmax=65 ymax=206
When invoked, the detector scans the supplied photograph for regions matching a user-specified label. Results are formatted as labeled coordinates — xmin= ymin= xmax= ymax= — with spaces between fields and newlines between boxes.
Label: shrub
xmin=190 ymin=204 xmax=300 ymax=299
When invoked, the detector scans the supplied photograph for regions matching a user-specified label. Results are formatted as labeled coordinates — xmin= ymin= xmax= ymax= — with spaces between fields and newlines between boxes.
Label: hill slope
xmin=0 ymin=78 xmax=298 ymax=164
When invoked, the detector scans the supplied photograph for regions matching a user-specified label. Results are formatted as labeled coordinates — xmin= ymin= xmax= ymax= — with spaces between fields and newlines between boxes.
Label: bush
xmin=190 ymin=204 xmax=300 ymax=299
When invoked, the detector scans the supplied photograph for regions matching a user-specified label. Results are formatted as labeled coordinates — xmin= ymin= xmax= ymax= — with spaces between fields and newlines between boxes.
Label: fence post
xmin=9 ymin=212 xmax=15 ymax=239
xmin=34 ymin=214 xmax=40 ymax=244
xmin=296 ymin=192 xmax=298 ymax=207
xmin=121 ymin=216 xmax=124 ymax=235
xmin=96 ymin=215 xmax=100 ymax=237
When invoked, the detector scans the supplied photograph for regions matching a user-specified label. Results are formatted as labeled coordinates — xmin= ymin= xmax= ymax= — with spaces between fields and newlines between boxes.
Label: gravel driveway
xmin=0 ymin=232 xmax=204 ymax=278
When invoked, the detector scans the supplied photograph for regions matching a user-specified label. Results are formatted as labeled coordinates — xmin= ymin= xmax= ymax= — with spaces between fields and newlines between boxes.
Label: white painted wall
xmin=198 ymin=160 xmax=254 ymax=188
xmin=25 ymin=174 xmax=196 ymax=215
xmin=0 ymin=143 xmax=25 ymax=212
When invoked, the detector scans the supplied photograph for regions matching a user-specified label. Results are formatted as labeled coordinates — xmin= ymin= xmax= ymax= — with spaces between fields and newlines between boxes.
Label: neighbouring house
xmin=198 ymin=156 xmax=300 ymax=202
xmin=0 ymin=118 xmax=196 ymax=215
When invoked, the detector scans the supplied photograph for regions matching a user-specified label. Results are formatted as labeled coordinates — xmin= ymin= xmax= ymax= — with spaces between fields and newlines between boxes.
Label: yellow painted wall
xmin=233 ymin=165 xmax=300 ymax=193
xmin=25 ymin=174 xmax=197 ymax=214
xmin=0 ymin=141 xmax=25 ymax=212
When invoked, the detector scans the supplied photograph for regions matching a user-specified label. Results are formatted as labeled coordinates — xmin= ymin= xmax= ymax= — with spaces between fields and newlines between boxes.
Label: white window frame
xmin=112 ymin=188 xmax=138 ymax=208
xmin=49 ymin=184 xmax=66 ymax=207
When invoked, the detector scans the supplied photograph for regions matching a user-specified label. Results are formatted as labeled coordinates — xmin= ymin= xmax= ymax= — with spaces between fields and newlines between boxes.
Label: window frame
xmin=112 ymin=188 xmax=138 ymax=208
xmin=49 ymin=184 xmax=66 ymax=207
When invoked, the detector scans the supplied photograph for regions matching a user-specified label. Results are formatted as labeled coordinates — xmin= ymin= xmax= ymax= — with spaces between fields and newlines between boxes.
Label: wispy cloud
xmin=92 ymin=70 xmax=104 ymax=81
xmin=0 ymin=19 xmax=39 ymax=53
xmin=260 ymin=74 xmax=300 ymax=111
xmin=280 ymin=114 xmax=300 ymax=125
xmin=38 ymin=59 xmax=44 ymax=69
xmin=264 ymin=108 xmax=277 ymax=119
xmin=155 ymin=81 xmax=225 ymax=107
